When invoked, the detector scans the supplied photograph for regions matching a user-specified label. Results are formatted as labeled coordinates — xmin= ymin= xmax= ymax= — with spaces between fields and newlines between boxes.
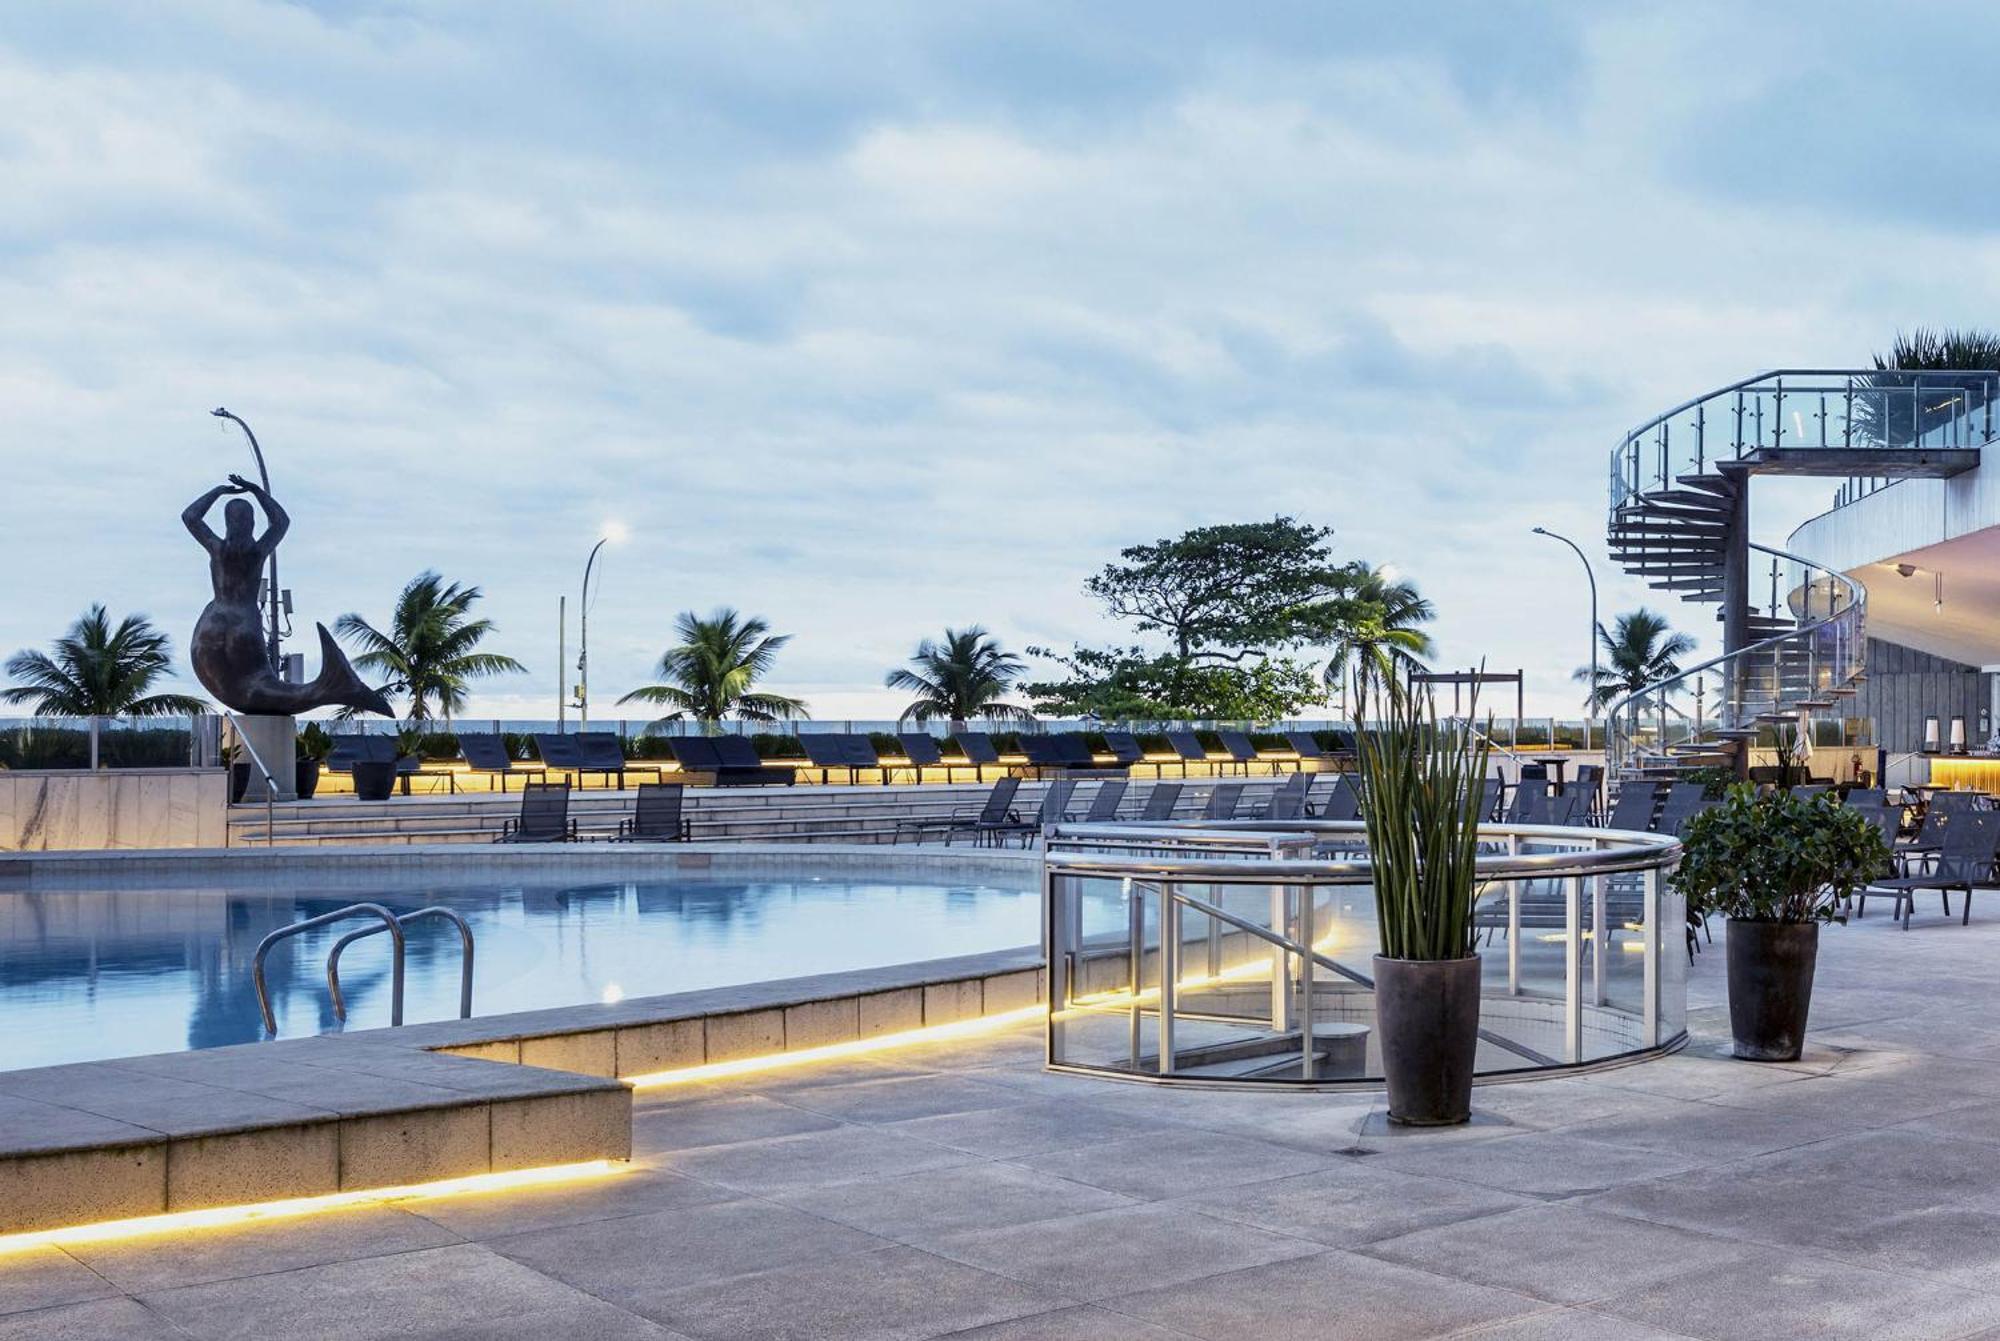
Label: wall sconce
xmin=1924 ymin=716 xmax=1940 ymax=752
xmin=1951 ymin=716 xmax=1967 ymax=754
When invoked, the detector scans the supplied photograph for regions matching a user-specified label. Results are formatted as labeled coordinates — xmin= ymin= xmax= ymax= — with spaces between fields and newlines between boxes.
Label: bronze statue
xmin=183 ymin=475 xmax=393 ymax=717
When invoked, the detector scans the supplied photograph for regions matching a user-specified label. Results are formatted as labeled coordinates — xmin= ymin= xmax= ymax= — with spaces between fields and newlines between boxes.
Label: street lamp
xmin=576 ymin=522 xmax=628 ymax=731
xmin=210 ymin=408 xmax=284 ymax=673
xmin=1532 ymin=527 xmax=1599 ymax=728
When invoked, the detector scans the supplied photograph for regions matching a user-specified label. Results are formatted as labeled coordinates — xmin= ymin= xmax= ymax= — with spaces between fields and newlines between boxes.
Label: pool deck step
xmin=0 ymin=1036 xmax=629 ymax=1234
xmin=227 ymin=779 xmax=1287 ymax=847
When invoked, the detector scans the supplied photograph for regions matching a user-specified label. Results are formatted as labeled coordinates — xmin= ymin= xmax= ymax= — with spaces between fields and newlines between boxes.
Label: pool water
xmin=0 ymin=870 xmax=1074 ymax=1070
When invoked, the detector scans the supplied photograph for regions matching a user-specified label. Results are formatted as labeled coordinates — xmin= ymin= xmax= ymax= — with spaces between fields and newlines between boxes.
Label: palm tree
xmin=2 ymin=605 xmax=208 ymax=717
xmin=887 ymin=627 xmax=1033 ymax=730
xmin=1574 ymin=609 xmax=1698 ymax=710
xmin=1321 ymin=565 xmax=1436 ymax=691
xmin=334 ymin=572 xmax=525 ymax=722
xmin=619 ymin=608 xmax=808 ymax=729
xmin=1860 ymin=327 xmax=2000 ymax=446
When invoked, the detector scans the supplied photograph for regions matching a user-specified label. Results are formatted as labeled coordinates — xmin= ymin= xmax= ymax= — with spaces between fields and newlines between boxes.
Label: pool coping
xmin=0 ymin=934 xmax=1047 ymax=1235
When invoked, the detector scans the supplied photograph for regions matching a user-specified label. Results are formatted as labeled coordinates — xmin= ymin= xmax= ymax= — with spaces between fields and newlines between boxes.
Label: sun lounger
xmin=615 ymin=782 xmax=691 ymax=841
xmin=893 ymin=777 xmax=1022 ymax=846
xmin=1166 ymin=731 xmax=1223 ymax=775
xmin=496 ymin=781 xmax=577 ymax=842
xmin=457 ymin=733 xmax=543 ymax=792
xmin=952 ymin=732 xmax=1004 ymax=780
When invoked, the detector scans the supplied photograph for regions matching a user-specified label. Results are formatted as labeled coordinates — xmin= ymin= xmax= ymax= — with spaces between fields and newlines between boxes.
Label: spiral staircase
xmin=1605 ymin=370 xmax=1997 ymax=787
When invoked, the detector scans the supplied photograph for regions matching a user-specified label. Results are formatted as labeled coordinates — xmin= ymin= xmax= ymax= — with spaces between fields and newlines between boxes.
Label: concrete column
xmin=231 ymin=714 xmax=298 ymax=802
xmin=1719 ymin=479 xmax=1750 ymax=778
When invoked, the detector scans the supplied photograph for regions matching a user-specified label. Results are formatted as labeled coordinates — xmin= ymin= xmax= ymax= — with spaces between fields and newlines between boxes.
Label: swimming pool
xmin=0 ymin=866 xmax=1071 ymax=1070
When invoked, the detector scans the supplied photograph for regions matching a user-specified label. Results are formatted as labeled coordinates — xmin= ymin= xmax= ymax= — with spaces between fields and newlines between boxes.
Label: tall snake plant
xmin=1351 ymin=671 xmax=1491 ymax=961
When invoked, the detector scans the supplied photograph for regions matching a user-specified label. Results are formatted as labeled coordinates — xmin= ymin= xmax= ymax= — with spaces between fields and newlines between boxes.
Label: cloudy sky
xmin=6 ymin=2 xmax=2000 ymax=722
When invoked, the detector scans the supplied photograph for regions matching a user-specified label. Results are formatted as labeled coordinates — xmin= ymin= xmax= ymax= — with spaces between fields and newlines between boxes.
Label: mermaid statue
xmin=183 ymin=475 xmax=394 ymax=717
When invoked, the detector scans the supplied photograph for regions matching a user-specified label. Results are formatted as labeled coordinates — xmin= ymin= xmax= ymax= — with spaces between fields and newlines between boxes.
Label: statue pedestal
xmin=231 ymin=714 xmax=298 ymax=802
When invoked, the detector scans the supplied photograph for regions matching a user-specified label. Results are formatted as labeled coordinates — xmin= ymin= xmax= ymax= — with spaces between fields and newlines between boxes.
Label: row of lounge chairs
xmin=326 ymin=728 xmax=1356 ymax=794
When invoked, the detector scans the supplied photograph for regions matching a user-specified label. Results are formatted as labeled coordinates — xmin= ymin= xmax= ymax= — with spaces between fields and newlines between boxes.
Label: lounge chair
xmin=1604 ymin=782 xmax=1661 ymax=833
xmin=893 ymin=777 xmax=1021 ymax=846
xmin=1053 ymin=733 xmax=1120 ymax=772
xmin=1262 ymin=772 xmax=1310 ymax=819
xmin=895 ymin=732 xmax=949 ymax=782
xmin=458 ymin=733 xmax=543 ymax=792
xmin=1069 ymin=779 xmax=1128 ymax=822
xmin=1218 ymin=730 xmax=1292 ymax=775
xmin=952 ymin=732 xmax=1004 ymax=780
xmin=1017 ymin=734 xmax=1066 ymax=775
xmin=1136 ymin=782 xmax=1183 ymax=822
xmin=496 ymin=781 xmax=577 ymax=843
xmin=616 ymin=782 xmax=691 ymax=841
xmin=1859 ymin=810 xmax=1998 ymax=929
xmin=1318 ymin=775 xmax=1362 ymax=823
xmin=803 ymin=733 xmax=883 ymax=785
xmin=1166 ymin=731 xmax=1225 ymax=775
xmin=1845 ymin=787 xmax=1888 ymax=809
xmin=1505 ymin=778 xmax=1549 ymax=824
xmin=536 ymin=731 xmax=653 ymax=788
xmin=1653 ymin=782 xmax=1710 ymax=836
xmin=1201 ymin=781 xmax=1245 ymax=820
xmin=984 ymin=779 xmax=1075 ymax=846
xmin=666 ymin=735 xmax=794 ymax=786
xmin=1477 ymin=777 xmax=1501 ymax=823
xmin=576 ymin=732 xmax=662 ymax=789
xmin=1102 ymin=731 xmax=1166 ymax=776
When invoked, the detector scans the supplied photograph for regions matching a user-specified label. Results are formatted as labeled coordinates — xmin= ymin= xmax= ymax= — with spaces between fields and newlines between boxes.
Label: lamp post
xmin=575 ymin=523 xmax=627 ymax=731
xmin=1532 ymin=527 xmax=1599 ymax=734
xmin=210 ymin=408 xmax=283 ymax=673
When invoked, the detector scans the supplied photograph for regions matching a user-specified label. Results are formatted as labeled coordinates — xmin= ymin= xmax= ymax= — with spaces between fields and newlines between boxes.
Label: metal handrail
xmin=326 ymin=906 xmax=474 ymax=1023
xmin=223 ymin=712 xmax=281 ymax=846
xmin=1044 ymin=817 xmax=1680 ymax=1083
xmin=251 ymin=903 xmax=404 ymax=1036
xmin=1603 ymin=538 xmax=1866 ymax=779
xmin=1047 ymin=819 xmax=1680 ymax=884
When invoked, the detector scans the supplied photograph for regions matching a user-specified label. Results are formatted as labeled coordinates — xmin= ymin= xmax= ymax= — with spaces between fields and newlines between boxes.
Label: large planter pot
xmin=351 ymin=760 xmax=397 ymax=802
xmin=1726 ymin=919 xmax=1819 ymax=1061
xmin=1373 ymin=954 xmax=1481 ymax=1126
xmin=295 ymin=760 xmax=322 ymax=801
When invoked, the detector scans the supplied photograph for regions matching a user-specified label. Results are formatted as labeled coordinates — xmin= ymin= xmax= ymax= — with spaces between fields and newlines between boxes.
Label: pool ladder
xmin=251 ymin=903 xmax=474 ymax=1037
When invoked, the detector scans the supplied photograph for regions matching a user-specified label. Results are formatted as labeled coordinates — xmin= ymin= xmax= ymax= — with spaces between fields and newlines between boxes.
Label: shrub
xmin=1673 ymin=785 xmax=1892 ymax=924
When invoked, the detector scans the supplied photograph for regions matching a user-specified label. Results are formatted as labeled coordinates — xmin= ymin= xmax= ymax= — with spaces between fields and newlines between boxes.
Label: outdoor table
xmin=1534 ymin=756 xmax=1571 ymax=791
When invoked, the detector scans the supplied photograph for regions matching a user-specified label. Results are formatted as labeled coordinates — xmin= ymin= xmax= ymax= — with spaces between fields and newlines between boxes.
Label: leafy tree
xmin=1030 ymin=517 xmax=1359 ymax=718
xmin=1311 ymin=566 xmax=1436 ymax=690
xmin=1 ymin=605 xmax=208 ymax=717
xmin=621 ymin=608 xmax=808 ymax=729
xmin=334 ymin=572 xmax=525 ymax=722
xmin=886 ymin=627 xmax=1032 ymax=730
xmin=1574 ymin=609 xmax=1697 ymax=710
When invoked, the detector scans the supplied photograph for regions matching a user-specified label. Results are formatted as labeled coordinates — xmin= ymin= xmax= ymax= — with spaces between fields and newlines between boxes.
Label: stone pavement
xmin=5 ymin=905 xmax=2000 ymax=1340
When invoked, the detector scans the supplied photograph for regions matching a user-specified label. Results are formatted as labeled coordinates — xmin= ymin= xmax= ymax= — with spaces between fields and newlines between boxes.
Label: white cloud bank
xmin=3 ymin=1 xmax=1999 ymax=720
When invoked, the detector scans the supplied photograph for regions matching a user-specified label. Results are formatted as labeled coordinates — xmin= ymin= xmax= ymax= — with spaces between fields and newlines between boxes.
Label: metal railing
xmin=1605 ymin=542 xmax=1865 ymax=780
xmin=251 ymin=903 xmax=405 ymax=1035
xmin=1608 ymin=368 xmax=1999 ymax=514
xmin=223 ymin=713 xmax=281 ymax=846
xmin=1044 ymin=819 xmax=1685 ymax=1087
xmin=327 ymin=906 xmax=475 ymax=1023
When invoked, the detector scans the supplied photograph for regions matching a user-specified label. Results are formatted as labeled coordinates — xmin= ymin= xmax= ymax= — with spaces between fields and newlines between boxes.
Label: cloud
xmin=3 ymin=2 xmax=1998 ymax=722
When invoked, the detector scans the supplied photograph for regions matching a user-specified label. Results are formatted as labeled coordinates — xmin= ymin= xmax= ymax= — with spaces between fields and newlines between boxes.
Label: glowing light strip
xmin=624 ymin=1003 xmax=1048 ymax=1088
xmin=0 ymin=1159 xmax=630 ymax=1258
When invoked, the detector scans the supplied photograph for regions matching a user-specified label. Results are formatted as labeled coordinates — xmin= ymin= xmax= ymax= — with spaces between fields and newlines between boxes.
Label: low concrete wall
xmin=0 ymin=768 xmax=227 ymax=852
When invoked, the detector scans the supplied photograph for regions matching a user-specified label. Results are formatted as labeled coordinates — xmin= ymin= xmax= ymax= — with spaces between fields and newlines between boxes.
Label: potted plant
xmin=1673 ymin=784 xmax=1891 ymax=1061
xmin=350 ymin=731 xmax=399 ymax=802
xmin=295 ymin=722 xmax=332 ymax=800
xmin=1352 ymin=673 xmax=1490 ymax=1125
